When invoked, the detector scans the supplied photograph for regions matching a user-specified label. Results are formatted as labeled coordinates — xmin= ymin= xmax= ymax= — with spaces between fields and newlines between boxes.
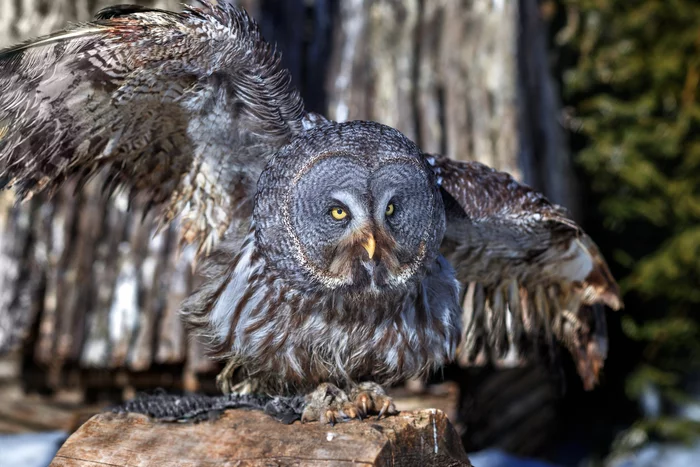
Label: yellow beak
xmin=363 ymin=234 xmax=376 ymax=260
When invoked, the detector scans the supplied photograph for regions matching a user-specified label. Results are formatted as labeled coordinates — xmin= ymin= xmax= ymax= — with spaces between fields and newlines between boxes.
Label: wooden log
xmin=50 ymin=409 xmax=471 ymax=467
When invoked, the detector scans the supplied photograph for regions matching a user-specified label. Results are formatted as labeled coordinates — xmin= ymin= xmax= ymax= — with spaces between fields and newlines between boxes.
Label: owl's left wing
xmin=430 ymin=154 xmax=622 ymax=390
xmin=0 ymin=2 xmax=306 ymax=256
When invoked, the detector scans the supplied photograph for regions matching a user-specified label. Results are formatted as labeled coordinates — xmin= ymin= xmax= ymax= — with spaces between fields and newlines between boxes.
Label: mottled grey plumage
xmin=0 ymin=1 xmax=621 ymax=421
xmin=0 ymin=2 xmax=304 ymax=254
xmin=184 ymin=121 xmax=460 ymax=397
xmin=434 ymin=156 xmax=620 ymax=388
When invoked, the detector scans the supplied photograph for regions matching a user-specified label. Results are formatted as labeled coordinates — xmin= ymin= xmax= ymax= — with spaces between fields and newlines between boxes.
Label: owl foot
xmin=301 ymin=383 xmax=363 ymax=425
xmin=216 ymin=357 xmax=241 ymax=394
xmin=350 ymin=382 xmax=398 ymax=419
xmin=230 ymin=378 xmax=262 ymax=395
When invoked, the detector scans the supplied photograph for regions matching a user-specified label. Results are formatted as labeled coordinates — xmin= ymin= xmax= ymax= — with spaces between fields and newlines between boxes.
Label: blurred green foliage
xmin=560 ymin=0 xmax=700 ymax=446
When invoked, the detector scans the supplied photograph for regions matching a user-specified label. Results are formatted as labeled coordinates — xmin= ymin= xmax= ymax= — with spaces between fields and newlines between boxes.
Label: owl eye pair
xmin=329 ymin=203 xmax=395 ymax=221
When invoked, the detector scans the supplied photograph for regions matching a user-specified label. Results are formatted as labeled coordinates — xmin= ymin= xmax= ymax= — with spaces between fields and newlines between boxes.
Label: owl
xmin=0 ymin=2 xmax=621 ymax=424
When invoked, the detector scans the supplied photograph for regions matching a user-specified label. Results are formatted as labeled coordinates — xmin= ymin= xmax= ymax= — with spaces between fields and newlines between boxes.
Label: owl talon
xmin=341 ymin=405 xmax=361 ymax=420
xmin=356 ymin=394 xmax=369 ymax=417
xmin=302 ymin=383 xmax=363 ymax=425
xmin=215 ymin=357 xmax=240 ymax=395
xmin=350 ymin=382 xmax=398 ymax=420
xmin=216 ymin=373 xmax=232 ymax=395
xmin=301 ymin=382 xmax=398 ymax=424
xmin=324 ymin=410 xmax=336 ymax=426
xmin=230 ymin=378 xmax=261 ymax=395
xmin=377 ymin=398 xmax=397 ymax=419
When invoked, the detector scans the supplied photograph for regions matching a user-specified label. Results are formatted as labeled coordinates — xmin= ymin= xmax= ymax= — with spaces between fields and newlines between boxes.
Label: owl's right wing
xmin=0 ymin=2 xmax=306 ymax=256
xmin=432 ymin=155 xmax=622 ymax=390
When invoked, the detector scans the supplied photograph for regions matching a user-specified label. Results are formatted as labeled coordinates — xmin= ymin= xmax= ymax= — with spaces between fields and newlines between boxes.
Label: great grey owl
xmin=0 ymin=1 xmax=621 ymax=423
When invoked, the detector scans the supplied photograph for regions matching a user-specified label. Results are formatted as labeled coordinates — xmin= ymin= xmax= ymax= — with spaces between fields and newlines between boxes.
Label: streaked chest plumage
xmin=186 ymin=234 xmax=462 ymax=392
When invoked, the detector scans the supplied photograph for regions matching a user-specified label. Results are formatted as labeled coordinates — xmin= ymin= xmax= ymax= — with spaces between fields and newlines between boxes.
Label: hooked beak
xmin=362 ymin=234 xmax=376 ymax=260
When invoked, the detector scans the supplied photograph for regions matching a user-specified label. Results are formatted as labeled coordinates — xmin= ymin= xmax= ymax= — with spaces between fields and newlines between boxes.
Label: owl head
xmin=254 ymin=121 xmax=446 ymax=294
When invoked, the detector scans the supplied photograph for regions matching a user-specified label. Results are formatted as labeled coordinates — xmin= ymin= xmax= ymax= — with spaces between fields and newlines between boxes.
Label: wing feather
xmin=431 ymin=154 xmax=622 ymax=389
xmin=0 ymin=1 xmax=305 ymax=256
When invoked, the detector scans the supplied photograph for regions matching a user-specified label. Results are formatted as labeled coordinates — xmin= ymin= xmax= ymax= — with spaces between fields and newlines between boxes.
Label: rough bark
xmin=50 ymin=409 xmax=471 ymax=467
xmin=517 ymin=0 xmax=580 ymax=219
xmin=325 ymin=0 xmax=575 ymax=209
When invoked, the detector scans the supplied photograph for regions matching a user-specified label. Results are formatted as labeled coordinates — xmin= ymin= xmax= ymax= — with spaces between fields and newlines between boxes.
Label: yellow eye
xmin=385 ymin=203 xmax=395 ymax=216
xmin=330 ymin=207 xmax=348 ymax=220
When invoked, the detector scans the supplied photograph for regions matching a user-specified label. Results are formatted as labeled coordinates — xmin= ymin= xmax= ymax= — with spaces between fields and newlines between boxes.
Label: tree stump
xmin=49 ymin=409 xmax=471 ymax=466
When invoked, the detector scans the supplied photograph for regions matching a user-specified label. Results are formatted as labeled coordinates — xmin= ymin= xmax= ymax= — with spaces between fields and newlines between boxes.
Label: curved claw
xmin=323 ymin=410 xmax=337 ymax=426
xmin=302 ymin=383 xmax=359 ymax=425
xmin=340 ymin=405 xmax=359 ymax=421
xmin=215 ymin=357 xmax=240 ymax=395
xmin=350 ymin=382 xmax=399 ymax=420
xmin=301 ymin=382 xmax=398 ymax=425
xmin=377 ymin=399 xmax=397 ymax=419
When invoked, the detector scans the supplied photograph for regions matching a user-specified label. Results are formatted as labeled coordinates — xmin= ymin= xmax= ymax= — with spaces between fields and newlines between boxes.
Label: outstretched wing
xmin=430 ymin=154 xmax=622 ymax=390
xmin=0 ymin=2 xmax=305 ymax=255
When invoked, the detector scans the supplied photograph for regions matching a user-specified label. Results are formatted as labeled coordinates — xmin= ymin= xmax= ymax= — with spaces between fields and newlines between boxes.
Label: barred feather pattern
xmin=428 ymin=155 xmax=622 ymax=389
xmin=0 ymin=2 xmax=305 ymax=255
xmin=181 ymin=230 xmax=462 ymax=394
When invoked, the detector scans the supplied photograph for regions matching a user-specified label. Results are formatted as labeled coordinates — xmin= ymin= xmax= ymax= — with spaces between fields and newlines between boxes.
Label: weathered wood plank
xmin=155 ymin=232 xmax=192 ymax=366
xmin=50 ymin=409 xmax=471 ymax=467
